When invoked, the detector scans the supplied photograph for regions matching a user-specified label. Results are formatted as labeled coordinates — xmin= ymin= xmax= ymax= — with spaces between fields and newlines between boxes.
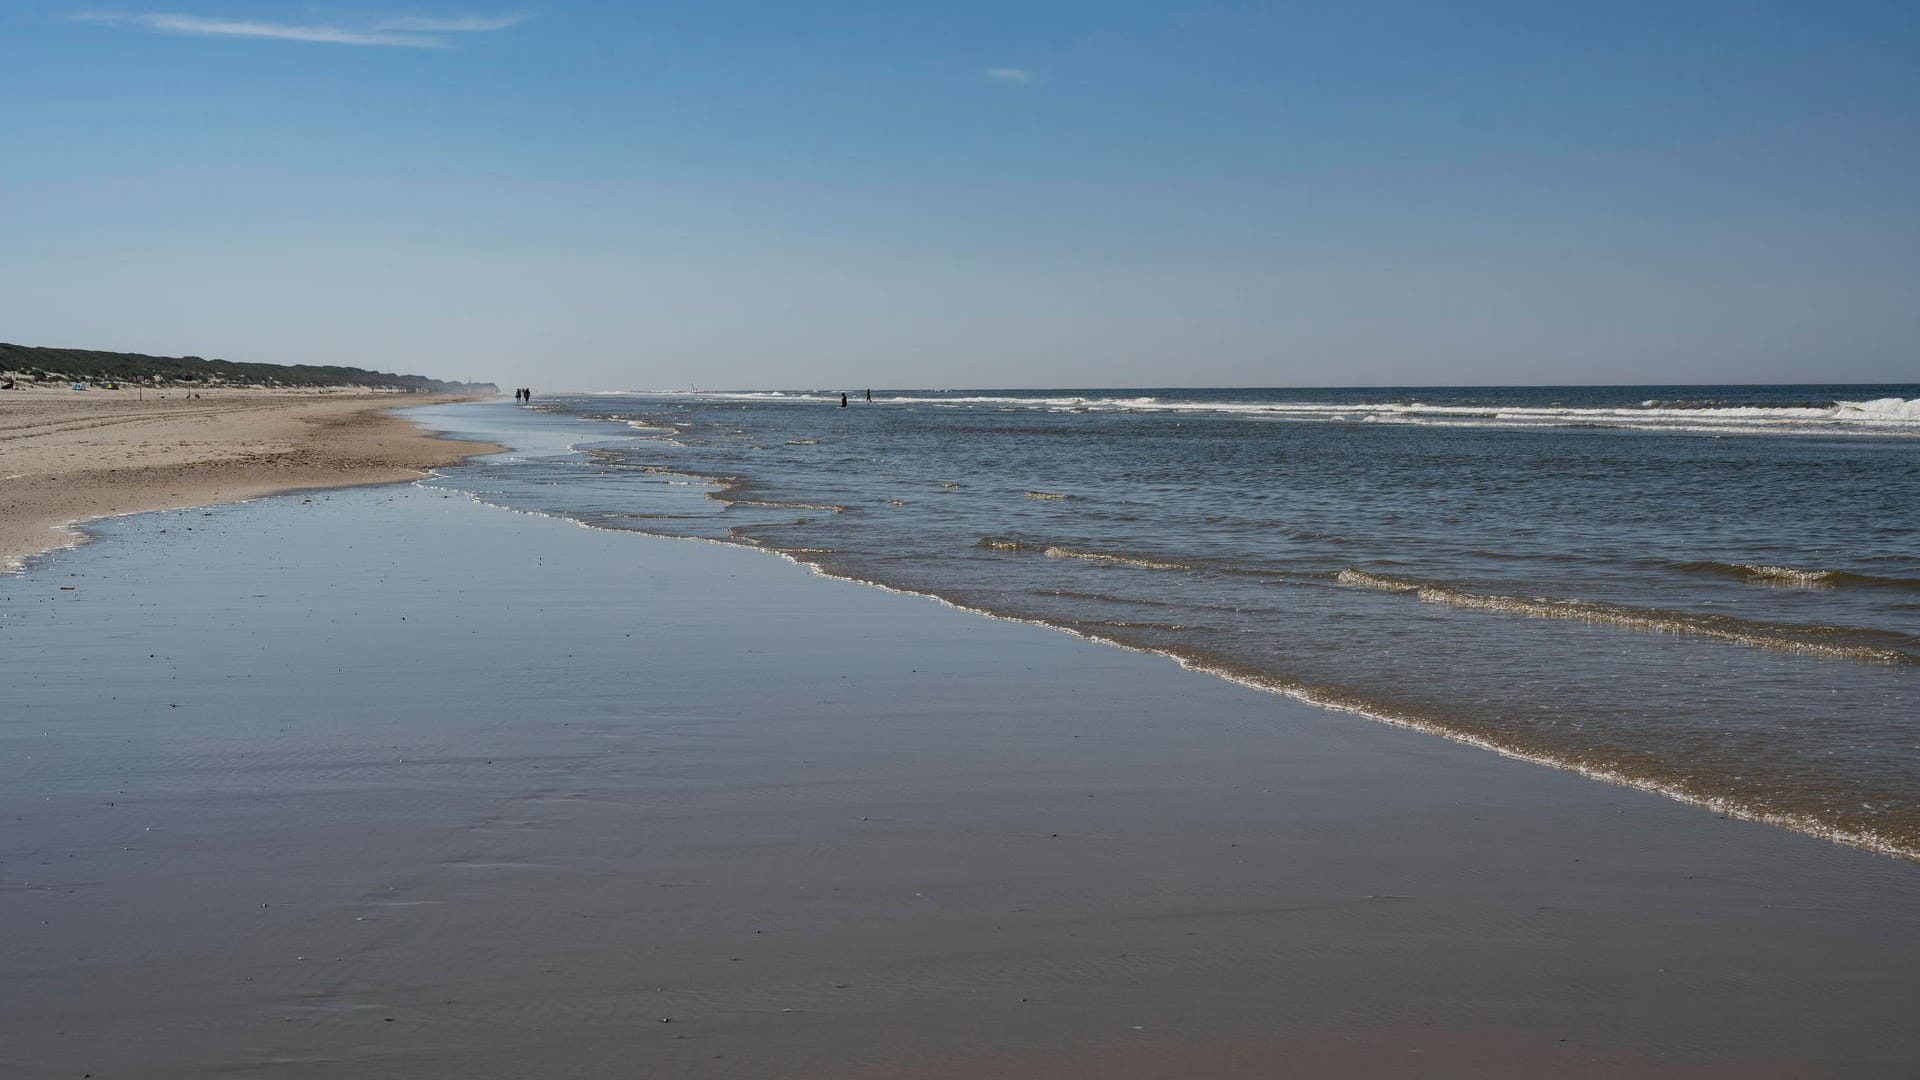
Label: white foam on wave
xmin=1336 ymin=569 xmax=1913 ymax=664
xmin=1740 ymin=564 xmax=1835 ymax=585
xmin=626 ymin=391 xmax=1920 ymax=436
xmin=1043 ymin=545 xmax=1191 ymax=572
xmin=1837 ymin=397 xmax=1920 ymax=420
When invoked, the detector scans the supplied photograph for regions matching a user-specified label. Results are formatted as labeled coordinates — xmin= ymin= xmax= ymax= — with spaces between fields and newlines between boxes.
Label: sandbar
xmin=0 ymin=386 xmax=500 ymax=570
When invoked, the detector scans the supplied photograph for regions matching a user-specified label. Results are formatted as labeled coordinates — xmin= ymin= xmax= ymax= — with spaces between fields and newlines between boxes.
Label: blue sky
xmin=2 ymin=2 xmax=1915 ymax=388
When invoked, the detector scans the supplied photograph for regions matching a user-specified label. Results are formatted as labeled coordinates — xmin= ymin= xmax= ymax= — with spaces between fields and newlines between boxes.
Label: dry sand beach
xmin=2 ymin=400 xmax=1918 ymax=1078
xmin=0 ymin=387 xmax=499 ymax=570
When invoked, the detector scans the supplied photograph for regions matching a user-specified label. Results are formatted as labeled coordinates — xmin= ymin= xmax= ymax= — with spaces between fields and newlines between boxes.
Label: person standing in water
xmin=840 ymin=393 xmax=848 ymax=408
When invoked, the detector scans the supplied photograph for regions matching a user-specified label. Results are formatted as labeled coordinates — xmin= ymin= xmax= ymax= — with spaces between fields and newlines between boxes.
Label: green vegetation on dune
xmin=0 ymin=342 xmax=496 ymax=393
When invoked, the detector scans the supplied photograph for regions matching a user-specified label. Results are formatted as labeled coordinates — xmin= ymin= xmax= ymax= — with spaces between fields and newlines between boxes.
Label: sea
xmin=424 ymin=385 xmax=1920 ymax=859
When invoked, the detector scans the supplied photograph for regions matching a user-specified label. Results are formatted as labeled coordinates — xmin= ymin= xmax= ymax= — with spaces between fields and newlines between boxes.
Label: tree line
xmin=0 ymin=342 xmax=495 ymax=393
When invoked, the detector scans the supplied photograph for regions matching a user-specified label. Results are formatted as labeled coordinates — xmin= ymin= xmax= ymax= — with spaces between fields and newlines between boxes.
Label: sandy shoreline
xmin=0 ymin=386 xmax=502 ymax=570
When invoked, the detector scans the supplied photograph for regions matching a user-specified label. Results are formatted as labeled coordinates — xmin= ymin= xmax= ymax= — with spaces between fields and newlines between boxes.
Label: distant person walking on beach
xmin=865 ymin=389 xmax=872 ymax=402
xmin=840 ymin=393 xmax=848 ymax=408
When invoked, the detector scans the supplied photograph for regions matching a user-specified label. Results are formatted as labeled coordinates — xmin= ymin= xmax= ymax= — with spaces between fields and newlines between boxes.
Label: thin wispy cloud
xmin=374 ymin=14 xmax=525 ymax=33
xmin=983 ymin=67 xmax=1034 ymax=84
xmin=70 ymin=10 xmax=526 ymax=48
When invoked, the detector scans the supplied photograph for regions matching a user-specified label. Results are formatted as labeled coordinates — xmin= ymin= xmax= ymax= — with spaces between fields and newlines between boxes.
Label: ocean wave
xmin=628 ymin=390 xmax=1920 ymax=436
xmin=1838 ymin=397 xmax=1920 ymax=420
xmin=983 ymin=536 xmax=1294 ymax=579
xmin=1042 ymin=545 xmax=1193 ymax=572
xmin=1335 ymin=569 xmax=1917 ymax=663
xmin=1334 ymin=569 xmax=1421 ymax=593
xmin=707 ymin=494 xmax=848 ymax=513
xmin=1670 ymin=560 xmax=1920 ymax=591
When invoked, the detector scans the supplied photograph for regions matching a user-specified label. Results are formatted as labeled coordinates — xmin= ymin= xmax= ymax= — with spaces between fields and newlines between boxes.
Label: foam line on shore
xmin=1335 ymin=568 xmax=1918 ymax=664
xmin=782 ymin=548 xmax=1920 ymax=865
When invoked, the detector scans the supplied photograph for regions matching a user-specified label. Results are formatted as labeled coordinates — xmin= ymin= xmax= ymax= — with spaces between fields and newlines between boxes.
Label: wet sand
xmin=3 ymin=463 xmax=1918 ymax=1078
xmin=0 ymin=387 xmax=500 ymax=569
